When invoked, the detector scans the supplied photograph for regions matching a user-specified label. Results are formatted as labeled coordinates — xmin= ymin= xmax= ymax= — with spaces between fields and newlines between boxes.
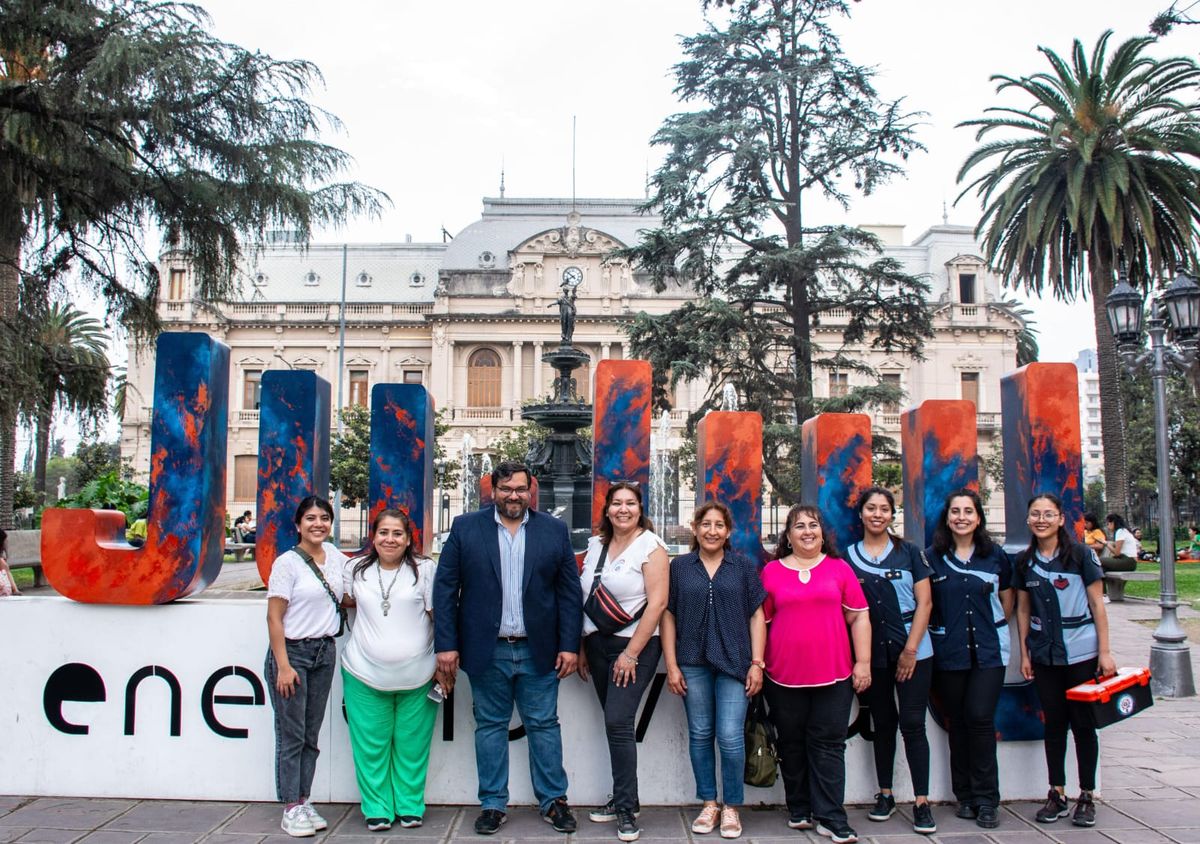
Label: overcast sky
xmin=188 ymin=0 xmax=1197 ymax=365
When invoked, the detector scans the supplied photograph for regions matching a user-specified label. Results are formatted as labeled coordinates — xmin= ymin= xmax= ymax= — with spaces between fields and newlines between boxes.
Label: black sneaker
xmin=365 ymin=817 xmax=391 ymax=832
xmin=397 ymin=816 xmax=422 ymax=828
xmin=912 ymin=802 xmax=936 ymax=835
xmin=542 ymin=798 xmax=578 ymax=833
xmin=787 ymin=812 xmax=814 ymax=829
xmin=816 ymin=821 xmax=859 ymax=843
xmin=1072 ymin=793 xmax=1096 ymax=827
xmin=616 ymin=808 xmax=640 ymax=842
xmin=1035 ymin=789 xmax=1069 ymax=824
xmin=976 ymin=805 xmax=999 ymax=829
xmin=954 ymin=802 xmax=977 ymax=820
xmin=589 ymin=798 xmax=641 ymax=823
xmin=867 ymin=793 xmax=896 ymax=821
xmin=473 ymin=809 xmax=507 ymax=835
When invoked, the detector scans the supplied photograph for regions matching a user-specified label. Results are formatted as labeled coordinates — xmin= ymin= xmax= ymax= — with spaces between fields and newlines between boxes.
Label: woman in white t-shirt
xmin=341 ymin=508 xmax=440 ymax=833
xmin=577 ymin=481 xmax=669 ymax=841
xmin=1100 ymin=513 xmax=1138 ymax=573
xmin=265 ymin=496 xmax=348 ymax=838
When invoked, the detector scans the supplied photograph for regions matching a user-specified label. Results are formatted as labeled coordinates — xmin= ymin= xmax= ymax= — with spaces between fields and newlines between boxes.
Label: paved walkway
xmin=3 ymin=597 xmax=1199 ymax=844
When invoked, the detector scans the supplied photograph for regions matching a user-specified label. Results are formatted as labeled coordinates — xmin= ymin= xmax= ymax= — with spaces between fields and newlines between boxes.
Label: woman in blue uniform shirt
xmin=925 ymin=488 xmax=1013 ymax=830
xmin=1015 ymin=493 xmax=1115 ymax=829
xmin=844 ymin=487 xmax=936 ymax=836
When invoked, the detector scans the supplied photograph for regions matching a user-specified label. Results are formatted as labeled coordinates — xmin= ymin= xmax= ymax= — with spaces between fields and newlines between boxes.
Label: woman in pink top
xmin=762 ymin=504 xmax=872 ymax=844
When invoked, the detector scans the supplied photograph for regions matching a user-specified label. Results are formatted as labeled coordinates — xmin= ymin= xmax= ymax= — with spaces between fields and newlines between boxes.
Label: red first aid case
xmin=1066 ymin=667 xmax=1153 ymax=728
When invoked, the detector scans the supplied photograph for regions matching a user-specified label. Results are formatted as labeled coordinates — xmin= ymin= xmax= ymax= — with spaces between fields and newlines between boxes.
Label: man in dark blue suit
xmin=433 ymin=461 xmax=582 ymax=836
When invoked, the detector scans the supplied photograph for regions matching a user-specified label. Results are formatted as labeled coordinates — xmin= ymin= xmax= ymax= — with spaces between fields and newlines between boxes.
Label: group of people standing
xmin=263 ymin=463 xmax=1116 ymax=844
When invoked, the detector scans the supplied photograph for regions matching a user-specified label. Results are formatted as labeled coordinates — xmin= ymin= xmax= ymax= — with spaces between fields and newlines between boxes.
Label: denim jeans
xmin=679 ymin=665 xmax=749 ymax=805
xmin=584 ymin=633 xmax=662 ymax=811
xmin=467 ymin=638 xmax=569 ymax=813
xmin=265 ymin=637 xmax=337 ymax=804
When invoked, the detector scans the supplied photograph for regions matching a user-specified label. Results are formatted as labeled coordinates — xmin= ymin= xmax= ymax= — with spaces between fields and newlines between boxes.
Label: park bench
xmin=226 ymin=542 xmax=255 ymax=562
xmin=1103 ymin=570 xmax=1158 ymax=602
xmin=6 ymin=530 xmax=44 ymax=587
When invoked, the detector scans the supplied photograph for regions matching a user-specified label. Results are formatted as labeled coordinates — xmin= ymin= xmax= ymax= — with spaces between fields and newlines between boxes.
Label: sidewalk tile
xmin=363 ymin=806 xmax=459 ymax=839
xmin=103 ymin=803 xmax=238 ymax=834
xmin=198 ymin=836 xmax=266 ymax=844
xmin=0 ymin=800 xmax=136 ymax=831
xmin=1104 ymin=799 xmax=1199 ymax=828
xmin=1043 ymin=831 xmax=1114 ymax=844
xmin=1160 ymin=830 xmax=1200 ymax=843
xmin=14 ymin=831 xmax=85 ymax=844
xmin=139 ymin=835 xmax=209 ymax=844
xmin=0 ymin=801 xmax=30 ymax=818
xmin=0 ymin=832 xmax=31 ymax=844
xmin=75 ymin=834 xmax=145 ymax=844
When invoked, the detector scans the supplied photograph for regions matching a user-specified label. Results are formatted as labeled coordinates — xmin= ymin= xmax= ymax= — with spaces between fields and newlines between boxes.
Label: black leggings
xmin=858 ymin=657 xmax=932 ymax=795
xmin=933 ymin=666 xmax=1004 ymax=808
xmin=1032 ymin=659 xmax=1100 ymax=791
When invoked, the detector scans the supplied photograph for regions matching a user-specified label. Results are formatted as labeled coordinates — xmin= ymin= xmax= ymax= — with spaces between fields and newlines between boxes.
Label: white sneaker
xmin=302 ymin=801 xmax=327 ymax=831
xmin=281 ymin=805 xmax=316 ymax=838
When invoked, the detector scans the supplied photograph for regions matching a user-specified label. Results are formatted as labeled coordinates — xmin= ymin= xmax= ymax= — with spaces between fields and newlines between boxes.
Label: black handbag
xmin=583 ymin=545 xmax=645 ymax=636
xmin=744 ymin=693 xmax=778 ymax=787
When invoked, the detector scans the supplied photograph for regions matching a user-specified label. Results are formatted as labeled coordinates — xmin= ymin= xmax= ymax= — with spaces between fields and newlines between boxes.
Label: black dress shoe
xmin=976 ymin=805 xmax=999 ymax=829
xmin=955 ymin=802 xmax=978 ymax=820
xmin=474 ymin=809 xmax=507 ymax=835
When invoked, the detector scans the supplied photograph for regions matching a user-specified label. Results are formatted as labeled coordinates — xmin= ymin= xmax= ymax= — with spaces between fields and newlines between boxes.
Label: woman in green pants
xmin=342 ymin=508 xmax=442 ymax=831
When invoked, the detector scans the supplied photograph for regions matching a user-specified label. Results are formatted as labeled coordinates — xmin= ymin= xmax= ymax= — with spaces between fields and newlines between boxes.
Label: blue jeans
xmin=468 ymin=639 xmax=569 ymax=813
xmin=680 ymin=665 xmax=748 ymax=805
xmin=265 ymin=637 xmax=337 ymax=804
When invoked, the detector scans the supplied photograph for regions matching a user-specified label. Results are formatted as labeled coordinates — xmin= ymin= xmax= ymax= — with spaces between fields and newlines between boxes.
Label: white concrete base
xmin=0 ymin=597 xmax=1078 ymax=804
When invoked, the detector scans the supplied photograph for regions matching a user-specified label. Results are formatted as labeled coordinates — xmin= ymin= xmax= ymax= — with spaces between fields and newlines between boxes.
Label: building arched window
xmin=468 ymin=348 xmax=502 ymax=407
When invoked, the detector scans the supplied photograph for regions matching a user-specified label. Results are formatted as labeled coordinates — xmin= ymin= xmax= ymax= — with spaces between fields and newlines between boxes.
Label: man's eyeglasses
xmin=496 ymin=485 xmax=530 ymax=496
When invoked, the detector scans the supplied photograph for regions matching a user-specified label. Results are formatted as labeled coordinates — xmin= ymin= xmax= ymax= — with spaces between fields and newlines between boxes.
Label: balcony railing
xmin=235 ymin=410 xmax=260 ymax=426
xmin=452 ymin=407 xmax=513 ymax=421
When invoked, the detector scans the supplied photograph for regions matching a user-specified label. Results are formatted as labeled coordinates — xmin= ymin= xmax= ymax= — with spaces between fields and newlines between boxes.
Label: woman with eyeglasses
xmin=843 ymin=487 xmax=936 ymax=835
xmin=760 ymin=504 xmax=870 ymax=844
xmin=578 ymin=481 xmax=670 ymax=843
xmin=1015 ymin=493 xmax=1115 ymax=829
xmin=662 ymin=501 xmax=766 ymax=841
xmin=925 ymin=488 xmax=1012 ymax=831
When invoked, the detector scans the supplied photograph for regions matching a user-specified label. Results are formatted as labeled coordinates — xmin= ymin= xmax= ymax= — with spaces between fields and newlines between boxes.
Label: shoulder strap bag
xmin=293 ymin=546 xmax=347 ymax=637
xmin=583 ymin=544 xmax=645 ymax=636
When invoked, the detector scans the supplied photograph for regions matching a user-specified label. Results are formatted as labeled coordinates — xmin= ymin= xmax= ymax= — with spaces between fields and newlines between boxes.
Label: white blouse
xmin=342 ymin=556 xmax=437 ymax=691
xmin=266 ymin=543 xmax=349 ymax=640
xmin=578 ymin=531 xmax=667 ymax=637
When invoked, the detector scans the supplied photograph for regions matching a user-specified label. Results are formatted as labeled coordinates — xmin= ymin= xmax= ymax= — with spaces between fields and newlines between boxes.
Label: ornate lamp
xmin=1160 ymin=270 xmax=1200 ymax=343
xmin=1105 ymin=277 xmax=1145 ymax=347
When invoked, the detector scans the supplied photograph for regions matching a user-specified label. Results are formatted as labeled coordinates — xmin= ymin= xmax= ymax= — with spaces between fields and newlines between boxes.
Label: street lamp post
xmin=1106 ymin=269 xmax=1199 ymax=698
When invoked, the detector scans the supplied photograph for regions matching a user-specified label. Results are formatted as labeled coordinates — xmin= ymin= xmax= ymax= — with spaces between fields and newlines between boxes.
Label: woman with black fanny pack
xmin=844 ymin=487 xmax=936 ymax=835
xmin=265 ymin=496 xmax=349 ymax=838
xmin=1015 ymin=493 xmax=1115 ymax=829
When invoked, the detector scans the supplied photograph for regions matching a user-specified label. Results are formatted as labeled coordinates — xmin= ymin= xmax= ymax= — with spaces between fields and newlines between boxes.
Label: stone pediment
xmin=512 ymin=211 xmax=626 ymax=259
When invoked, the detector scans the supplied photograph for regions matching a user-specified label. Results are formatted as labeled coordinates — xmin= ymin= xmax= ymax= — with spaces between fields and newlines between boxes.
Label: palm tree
xmin=23 ymin=303 xmax=110 ymax=505
xmin=957 ymin=31 xmax=1200 ymax=518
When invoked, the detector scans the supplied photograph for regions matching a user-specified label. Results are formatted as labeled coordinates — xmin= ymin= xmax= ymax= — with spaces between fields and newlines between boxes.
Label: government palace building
xmin=119 ymin=195 xmax=1026 ymax=543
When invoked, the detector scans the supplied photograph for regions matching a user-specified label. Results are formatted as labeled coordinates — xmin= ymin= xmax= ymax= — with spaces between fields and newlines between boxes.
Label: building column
xmin=601 ymin=341 xmax=611 ymax=360
xmin=533 ymin=341 xmax=544 ymax=397
xmin=446 ymin=341 xmax=455 ymax=408
xmin=512 ymin=341 xmax=524 ymax=406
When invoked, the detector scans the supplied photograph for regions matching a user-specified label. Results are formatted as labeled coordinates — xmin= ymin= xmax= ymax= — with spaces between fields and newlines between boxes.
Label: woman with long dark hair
xmin=1015 ymin=493 xmax=1115 ymax=828
xmin=578 ymin=481 xmax=669 ymax=843
xmin=926 ymin=488 xmax=1013 ymax=831
xmin=761 ymin=504 xmax=870 ymax=844
xmin=265 ymin=496 xmax=348 ymax=838
xmin=341 ymin=508 xmax=440 ymax=831
xmin=662 ymin=500 xmax=766 ymax=841
xmin=1100 ymin=513 xmax=1137 ymax=572
xmin=844 ymin=487 xmax=936 ymax=835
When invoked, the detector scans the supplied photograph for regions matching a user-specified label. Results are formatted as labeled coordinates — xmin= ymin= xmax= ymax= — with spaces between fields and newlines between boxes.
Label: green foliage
xmin=1124 ymin=371 xmax=1200 ymax=524
xmin=330 ymin=404 xmax=371 ymax=508
xmin=55 ymin=470 xmax=148 ymax=523
xmin=490 ymin=422 xmax=555 ymax=464
xmin=957 ymin=31 xmax=1200 ymax=516
xmin=433 ymin=408 xmax=461 ymax=492
xmin=622 ymin=0 xmax=931 ymax=501
xmin=12 ymin=471 xmax=37 ymax=510
xmin=72 ymin=440 xmax=125 ymax=487
xmin=979 ymin=439 xmax=1005 ymax=506
xmin=44 ymin=456 xmax=79 ymax=501
xmin=1084 ymin=478 xmax=1106 ymax=520
xmin=0 ymin=0 xmax=388 ymax=524
xmin=873 ymin=462 xmax=902 ymax=491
